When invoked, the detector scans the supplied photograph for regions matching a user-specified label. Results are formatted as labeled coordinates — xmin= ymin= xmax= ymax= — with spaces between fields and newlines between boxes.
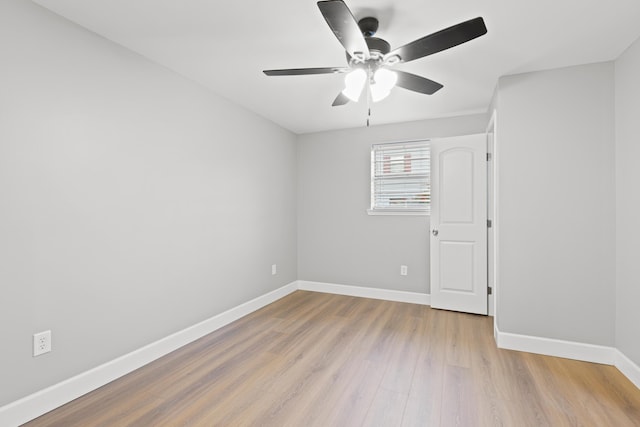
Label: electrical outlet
xmin=271 ymin=264 xmax=277 ymax=275
xmin=400 ymin=265 xmax=408 ymax=276
xmin=33 ymin=330 xmax=52 ymax=357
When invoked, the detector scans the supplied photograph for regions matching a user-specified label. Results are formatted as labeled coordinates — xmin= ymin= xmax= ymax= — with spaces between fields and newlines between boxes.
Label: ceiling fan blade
xmin=317 ymin=0 xmax=370 ymax=60
xmin=264 ymin=67 xmax=349 ymax=76
xmin=395 ymin=71 xmax=443 ymax=95
xmin=386 ymin=17 xmax=487 ymax=64
xmin=332 ymin=92 xmax=350 ymax=106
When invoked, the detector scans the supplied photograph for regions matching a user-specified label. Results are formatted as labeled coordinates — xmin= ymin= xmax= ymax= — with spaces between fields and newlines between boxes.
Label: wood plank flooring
xmin=24 ymin=291 xmax=640 ymax=426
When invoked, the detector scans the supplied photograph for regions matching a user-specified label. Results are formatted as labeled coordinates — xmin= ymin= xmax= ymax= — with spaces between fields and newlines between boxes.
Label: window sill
xmin=367 ymin=209 xmax=430 ymax=216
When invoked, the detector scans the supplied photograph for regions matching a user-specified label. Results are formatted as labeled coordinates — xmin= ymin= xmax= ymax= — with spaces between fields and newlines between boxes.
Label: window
xmin=369 ymin=140 xmax=430 ymax=215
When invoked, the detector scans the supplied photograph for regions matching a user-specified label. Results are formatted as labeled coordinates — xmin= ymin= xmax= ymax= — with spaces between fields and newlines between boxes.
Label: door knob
xmin=432 ymin=229 xmax=439 ymax=236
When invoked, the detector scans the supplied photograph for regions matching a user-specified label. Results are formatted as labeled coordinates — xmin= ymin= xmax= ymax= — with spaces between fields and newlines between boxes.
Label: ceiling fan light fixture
xmin=342 ymin=68 xmax=367 ymax=102
xmin=370 ymin=68 xmax=397 ymax=102
xmin=370 ymin=83 xmax=391 ymax=102
xmin=374 ymin=68 xmax=397 ymax=91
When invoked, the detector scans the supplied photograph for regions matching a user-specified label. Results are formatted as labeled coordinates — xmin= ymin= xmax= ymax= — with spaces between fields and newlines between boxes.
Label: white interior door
xmin=430 ymin=134 xmax=487 ymax=315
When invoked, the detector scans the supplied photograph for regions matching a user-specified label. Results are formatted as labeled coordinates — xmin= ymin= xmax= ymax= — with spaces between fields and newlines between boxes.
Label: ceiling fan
xmin=263 ymin=0 xmax=487 ymax=106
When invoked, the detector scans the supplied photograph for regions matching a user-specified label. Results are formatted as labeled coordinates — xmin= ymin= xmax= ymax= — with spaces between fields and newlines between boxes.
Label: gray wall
xmin=0 ymin=0 xmax=297 ymax=406
xmin=615 ymin=37 xmax=640 ymax=365
xmin=297 ymin=116 xmax=487 ymax=294
xmin=496 ymin=63 xmax=616 ymax=345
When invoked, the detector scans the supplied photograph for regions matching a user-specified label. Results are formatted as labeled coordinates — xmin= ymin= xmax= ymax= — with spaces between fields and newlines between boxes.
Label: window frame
xmin=367 ymin=139 xmax=431 ymax=216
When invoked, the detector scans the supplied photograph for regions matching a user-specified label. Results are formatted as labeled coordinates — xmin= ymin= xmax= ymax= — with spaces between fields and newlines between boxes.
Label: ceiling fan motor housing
xmin=347 ymin=36 xmax=390 ymax=65
xmin=365 ymin=37 xmax=390 ymax=55
xmin=361 ymin=17 xmax=390 ymax=60
xmin=346 ymin=17 xmax=391 ymax=64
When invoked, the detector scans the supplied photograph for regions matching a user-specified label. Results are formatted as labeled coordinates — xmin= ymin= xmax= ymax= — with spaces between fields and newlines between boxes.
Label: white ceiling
xmin=33 ymin=0 xmax=640 ymax=134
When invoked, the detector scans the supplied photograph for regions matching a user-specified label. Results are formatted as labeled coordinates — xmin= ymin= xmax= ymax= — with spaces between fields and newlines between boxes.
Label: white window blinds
xmin=370 ymin=140 xmax=430 ymax=214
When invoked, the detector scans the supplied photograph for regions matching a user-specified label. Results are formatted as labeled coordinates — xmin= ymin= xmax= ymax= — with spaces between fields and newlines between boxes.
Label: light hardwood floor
xmin=24 ymin=291 xmax=640 ymax=426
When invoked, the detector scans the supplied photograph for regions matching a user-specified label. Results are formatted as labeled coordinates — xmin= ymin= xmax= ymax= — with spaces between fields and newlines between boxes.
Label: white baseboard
xmin=494 ymin=325 xmax=615 ymax=365
xmin=495 ymin=326 xmax=640 ymax=391
xmin=615 ymin=349 xmax=640 ymax=390
xmin=297 ymin=280 xmax=430 ymax=305
xmin=0 ymin=282 xmax=298 ymax=427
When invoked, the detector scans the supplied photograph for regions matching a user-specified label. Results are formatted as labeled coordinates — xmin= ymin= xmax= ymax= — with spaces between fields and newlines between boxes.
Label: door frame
xmin=486 ymin=110 xmax=499 ymax=333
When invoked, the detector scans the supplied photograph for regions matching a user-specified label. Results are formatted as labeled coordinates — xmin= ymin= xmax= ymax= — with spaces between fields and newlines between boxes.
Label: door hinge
xmin=488 ymin=286 xmax=493 ymax=295
xmin=487 ymin=219 xmax=492 ymax=228
xmin=486 ymin=152 xmax=492 ymax=161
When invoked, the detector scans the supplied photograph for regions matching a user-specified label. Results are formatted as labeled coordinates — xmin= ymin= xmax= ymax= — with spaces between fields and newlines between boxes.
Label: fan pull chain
xmin=365 ymin=68 xmax=372 ymax=127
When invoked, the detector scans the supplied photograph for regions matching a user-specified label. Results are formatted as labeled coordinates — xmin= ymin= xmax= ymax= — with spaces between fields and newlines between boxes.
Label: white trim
xmin=0 ymin=282 xmax=298 ymax=427
xmin=486 ymin=109 xmax=497 ymax=321
xmin=495 ymin=325 xmax=615 ymax=365
xmin=494 ymin=326 xmax=640 ymax=391
xmin=366 ymin=209 xmax=429 ymax=216
xmin=614 ymin=349 xmax=640 ymax=390
xmin=297 ymin=280 xmax=430 ymax=305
